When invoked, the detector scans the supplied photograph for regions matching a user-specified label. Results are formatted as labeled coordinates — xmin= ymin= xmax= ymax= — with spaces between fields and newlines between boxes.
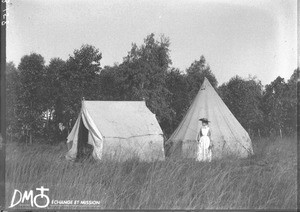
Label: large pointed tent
xmin=66 ymin=100 xmax=165 ymax=161
xmin=167 ymin=77 xmax=253 ymax=159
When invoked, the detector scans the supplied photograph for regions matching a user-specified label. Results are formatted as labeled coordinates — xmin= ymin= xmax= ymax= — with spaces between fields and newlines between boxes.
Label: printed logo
xmin=9 ymin=186 xmax=50 ymax=208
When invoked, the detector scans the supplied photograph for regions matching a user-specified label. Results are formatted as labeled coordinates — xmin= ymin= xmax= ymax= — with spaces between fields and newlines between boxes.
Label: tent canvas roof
xmin=83 ymin=101 xmax=163 ymax=139
xmin=167 ymin=77 xmax=253 ymax=157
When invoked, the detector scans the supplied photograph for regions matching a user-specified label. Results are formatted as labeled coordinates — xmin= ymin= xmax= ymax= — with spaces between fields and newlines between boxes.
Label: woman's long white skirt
xmin=196 ymin=136 xmax=212 ymax=162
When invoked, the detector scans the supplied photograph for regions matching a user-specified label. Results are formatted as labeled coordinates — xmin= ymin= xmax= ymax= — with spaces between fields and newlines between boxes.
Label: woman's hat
xmin=199 ymin=118 xmax=210 ymax=123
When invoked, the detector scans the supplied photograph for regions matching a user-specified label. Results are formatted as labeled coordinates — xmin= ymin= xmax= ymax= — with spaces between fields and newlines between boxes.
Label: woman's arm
xmin=208 ymin=128 xmax=211 ymax=137
xmin=197 ymin=128 xmax=202 ymax=141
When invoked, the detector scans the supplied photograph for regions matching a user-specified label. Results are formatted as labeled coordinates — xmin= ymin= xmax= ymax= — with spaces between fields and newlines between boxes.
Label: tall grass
xmin=5 ymin=137 xmax=297 ymax=210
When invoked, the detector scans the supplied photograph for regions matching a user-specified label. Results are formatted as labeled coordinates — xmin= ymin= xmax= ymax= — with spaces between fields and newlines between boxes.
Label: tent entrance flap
xmin=77 ymin=117 xmax=91 ymax=159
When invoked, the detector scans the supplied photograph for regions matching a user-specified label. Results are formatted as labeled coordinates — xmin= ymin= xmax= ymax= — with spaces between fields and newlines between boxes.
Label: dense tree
xmin=62 ymin=44 xmax=102 ymax=124
xmin=6 ymin=35 xmax=298 ymax=144
xmin=118 ymin=34 xmax=174 ymax=133
xmin=45 ymin=58 xmax=66 ymax=123
xmin=186 ymin=56 xmax=218 ymax=104
xmin=165 ymin=68 xmax=189 ymax=136
xmin=262 ymin=77 xmax=286 ymax=136
xmin=6 ymin=62 xmax=20 ymax=133
xmin=6 ymin=45 xmax=103 ymax=143
xmin=218 ymin=76 xmax=264 ymax=136
xmin=285 ymin=68 xmax=298 ymax=135
xmin=262 ymin=70 xmax=298 ymax=137
xmin=17 ymin=53 xmax=46 ymax=143
xmin=42 ymin=58 xmax=67 ymax=141
xmin=99 ymin=65 xmax=127 ymax=101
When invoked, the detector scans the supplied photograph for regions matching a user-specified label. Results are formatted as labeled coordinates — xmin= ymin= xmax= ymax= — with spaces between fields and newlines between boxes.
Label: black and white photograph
xmin=2 ymin=0 xmax=298 ymax=210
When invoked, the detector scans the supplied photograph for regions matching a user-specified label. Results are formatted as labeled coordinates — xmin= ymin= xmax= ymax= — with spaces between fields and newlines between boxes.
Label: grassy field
xmin=5 ymin=136 xmax=297 ymax=210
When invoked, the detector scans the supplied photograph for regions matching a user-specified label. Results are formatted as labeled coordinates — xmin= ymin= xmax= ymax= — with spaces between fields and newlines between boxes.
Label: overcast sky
xmin=6 ymin=0 xmax=298 ymax=86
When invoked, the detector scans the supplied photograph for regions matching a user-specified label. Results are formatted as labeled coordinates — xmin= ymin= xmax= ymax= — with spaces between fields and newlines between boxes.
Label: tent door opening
xmin=77 ymin=118 xmax=93 ymax=160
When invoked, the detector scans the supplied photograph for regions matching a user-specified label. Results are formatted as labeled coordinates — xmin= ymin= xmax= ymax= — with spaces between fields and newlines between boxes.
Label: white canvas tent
xmin=166 ymin=77 xmax=254 ymax=159
xmin=66 ymin=100 xmax=165 ymax=161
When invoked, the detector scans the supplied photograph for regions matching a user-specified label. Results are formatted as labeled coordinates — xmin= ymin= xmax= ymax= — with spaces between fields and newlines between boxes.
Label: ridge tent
xmin=66 ymin=100 xmax=165 ymax=161
xmin=166 ymin=77 xmax=254 ymax=159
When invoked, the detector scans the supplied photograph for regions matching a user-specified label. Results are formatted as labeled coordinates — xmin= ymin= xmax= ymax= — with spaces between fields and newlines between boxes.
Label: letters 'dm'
xmin=9 ymin=186 xmax=50 ymax=208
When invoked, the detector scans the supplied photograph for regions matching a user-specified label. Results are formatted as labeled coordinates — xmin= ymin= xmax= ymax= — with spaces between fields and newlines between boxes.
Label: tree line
xmin=6 ymin=33 xmax=299 ymax=144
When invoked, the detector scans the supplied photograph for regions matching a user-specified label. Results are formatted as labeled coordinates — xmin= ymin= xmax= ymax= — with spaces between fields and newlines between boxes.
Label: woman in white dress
xmin=196 ymin=118 xmax=213 ymax=162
